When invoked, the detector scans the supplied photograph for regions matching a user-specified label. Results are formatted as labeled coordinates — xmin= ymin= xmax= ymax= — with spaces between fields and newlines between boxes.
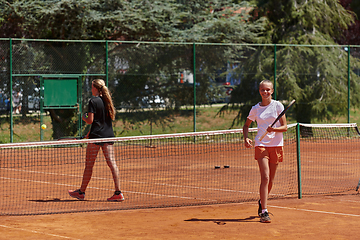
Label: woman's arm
xmin=82 ymin=112 xmax=94 ymax=125
xmin=243 ymin=118 xmax=253 ymax=148
xmin=267 ymin=114 xmax=287 ymax=133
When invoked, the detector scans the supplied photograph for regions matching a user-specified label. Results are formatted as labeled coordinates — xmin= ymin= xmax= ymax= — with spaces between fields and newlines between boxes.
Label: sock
xmin=114 ymin=191 xmax=122 ymax=195
xmin=262 ymin=209 xmax=268 ymax=214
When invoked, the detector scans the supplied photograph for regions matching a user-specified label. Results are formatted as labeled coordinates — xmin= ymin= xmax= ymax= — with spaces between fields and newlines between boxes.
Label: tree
xmin=0 ymin=0 xmax=266 ymax=136
xmin=336 ymin=0 xmax=360 ymax=48
xmin=103 ymin=0 xmax=266 ymax=134
xmin=228 ymin=0 xmax=360 ymax=126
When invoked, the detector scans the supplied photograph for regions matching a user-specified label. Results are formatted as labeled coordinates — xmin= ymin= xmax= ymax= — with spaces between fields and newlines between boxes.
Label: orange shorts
xmin=255 ymin=146 xmax=284 ymax=164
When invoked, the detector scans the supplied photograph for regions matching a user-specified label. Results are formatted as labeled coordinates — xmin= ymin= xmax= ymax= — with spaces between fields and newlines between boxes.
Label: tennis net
xmin=298 ymin=123 xmax=360 ymax=195
xmin=0 ymin=123 xmax=359 ymax=215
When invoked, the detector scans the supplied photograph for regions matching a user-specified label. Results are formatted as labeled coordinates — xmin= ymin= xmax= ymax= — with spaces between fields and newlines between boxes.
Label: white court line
xmin=0 ymin=224 xmax=81 ymax=240
xmin=340 ymin=199 xmax=360 ymax=203
xmin=268 ymin=205 xmax=360 ymax=217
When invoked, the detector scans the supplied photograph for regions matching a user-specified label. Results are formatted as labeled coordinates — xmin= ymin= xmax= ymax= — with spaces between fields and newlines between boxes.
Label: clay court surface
xmin=1 ymin=192 xmax=359 ymax=239
xmin=1 ymin=127 xmax=359 ymax=239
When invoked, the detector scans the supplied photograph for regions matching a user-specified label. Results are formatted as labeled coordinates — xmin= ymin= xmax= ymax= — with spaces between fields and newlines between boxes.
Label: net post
xmin=296 ymin=123 xmax=302 ymax=199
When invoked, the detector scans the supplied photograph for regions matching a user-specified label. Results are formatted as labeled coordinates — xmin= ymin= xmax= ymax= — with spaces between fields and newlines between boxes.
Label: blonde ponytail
xmin=92 ymin=79 xmax=116 ymax=120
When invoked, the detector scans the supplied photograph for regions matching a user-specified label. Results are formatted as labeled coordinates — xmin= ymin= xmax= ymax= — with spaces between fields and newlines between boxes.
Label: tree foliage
xmin=0 ymin=0 xmax=265 ymax=42
xmin=336 ymin=0 xmax=360 ymax=47
xmin=229 ymin=0 xmax=360 ymax=125
xmin=2 ymin=0 xmax=358 ymax=132
xmin=0 ymin=0 xmax=266 ymax=136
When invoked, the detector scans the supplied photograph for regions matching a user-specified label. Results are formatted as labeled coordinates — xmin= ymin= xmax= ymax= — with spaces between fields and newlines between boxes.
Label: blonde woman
xmin=69 ymin=79 xmax=124 ymax=201
xmin=243 ymin=80 xmax=288 ymax=223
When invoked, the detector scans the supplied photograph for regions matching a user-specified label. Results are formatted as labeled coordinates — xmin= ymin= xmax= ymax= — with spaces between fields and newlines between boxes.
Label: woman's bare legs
xmin=257 ymin=158 xmax=278 ymax=211
xmin=80 ymin=143 xmax=100 ymax=192
xmin=101 ymin=143 xmax=121 ymax=192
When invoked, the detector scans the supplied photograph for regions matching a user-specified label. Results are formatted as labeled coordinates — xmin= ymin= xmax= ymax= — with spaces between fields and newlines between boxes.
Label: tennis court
xmin=0 ymin=123 xmax=359 ymax=238
xmin=0 ymin=140 xmax=295 ymax=215
xmin=0 ymin=193 xmax=359 ymax=239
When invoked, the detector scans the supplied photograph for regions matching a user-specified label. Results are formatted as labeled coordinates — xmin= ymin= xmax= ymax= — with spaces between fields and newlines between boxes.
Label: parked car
xmin=140 ymin=95 xmax=166 ymax=108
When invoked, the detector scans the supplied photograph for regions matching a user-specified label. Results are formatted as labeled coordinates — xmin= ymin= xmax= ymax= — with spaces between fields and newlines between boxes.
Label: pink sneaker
xmin=107 ymin=192 xmax=125 ymax=202
xmin=68 ymin=189 xmax=85 ymax=200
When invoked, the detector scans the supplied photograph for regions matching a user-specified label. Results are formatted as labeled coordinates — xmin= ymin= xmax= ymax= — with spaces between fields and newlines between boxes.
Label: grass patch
xmin=0 ymin=104 xmax=359 ymax=143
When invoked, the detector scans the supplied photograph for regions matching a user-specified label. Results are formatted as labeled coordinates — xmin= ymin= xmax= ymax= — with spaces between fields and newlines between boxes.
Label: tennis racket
xmin=259 ymin=99 xmax=296 ymax=141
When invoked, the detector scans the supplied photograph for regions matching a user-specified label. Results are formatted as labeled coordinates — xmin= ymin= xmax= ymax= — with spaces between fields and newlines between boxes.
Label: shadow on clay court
xmin=185 ymin=216 xmax=258 ymax=225
xmin=29 ymin=198 xmax=118 ymax=203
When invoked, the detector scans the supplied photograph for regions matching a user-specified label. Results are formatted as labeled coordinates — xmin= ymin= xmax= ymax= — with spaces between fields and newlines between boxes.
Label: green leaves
xmin=229 ymin=0 xmax=360 ymax=124
xmin=0 ymin=0 xmax=264 ymax=43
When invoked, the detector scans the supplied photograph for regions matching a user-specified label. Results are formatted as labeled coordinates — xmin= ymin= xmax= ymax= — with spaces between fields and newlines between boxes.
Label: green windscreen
xmin=44 ymin=79 xmax=77 ymax=107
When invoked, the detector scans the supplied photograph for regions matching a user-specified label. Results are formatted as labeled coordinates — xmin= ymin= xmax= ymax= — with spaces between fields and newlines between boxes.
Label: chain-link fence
xmin=1 ymin=39 xmax=359 ymax=143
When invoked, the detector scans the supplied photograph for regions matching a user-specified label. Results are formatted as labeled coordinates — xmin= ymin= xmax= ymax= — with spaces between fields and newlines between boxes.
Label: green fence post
xmin=9 ymin=38 xmax=13 ymax=143
xmin=347 ymin=45 xmax=350 ymax=124
xmin=296 ymin=123 xmax=302 ymax=199
xmin=193 ymin=43 xmax=196 ymax=133
xmin=78 ymin=76 xmax=82 ymax=137
xmin=40 ymin=77 xmax=44 ymax=141
xmin=274 ymin=44 xmax=277 ymax=100
xmin=106 ymin=41 xmax=109 ymax=86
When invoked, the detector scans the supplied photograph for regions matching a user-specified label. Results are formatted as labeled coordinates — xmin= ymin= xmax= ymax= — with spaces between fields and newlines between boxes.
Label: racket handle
xmin=259 ymin=131 xmax=268 ymax=141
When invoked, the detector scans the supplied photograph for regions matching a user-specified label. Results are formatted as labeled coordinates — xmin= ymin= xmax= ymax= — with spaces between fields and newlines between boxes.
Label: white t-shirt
xmin=13 ymin=92 xmax=22 ymax=106
xmin=247 ymin=100 xmax=284 ymax=147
